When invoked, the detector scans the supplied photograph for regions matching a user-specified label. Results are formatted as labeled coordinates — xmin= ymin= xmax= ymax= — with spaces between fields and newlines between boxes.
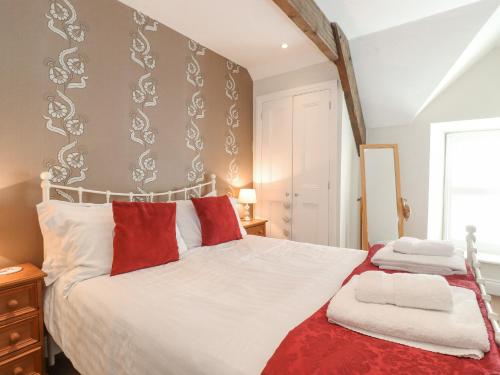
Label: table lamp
xmin=238 ymin=188 xmax=256 ymax=221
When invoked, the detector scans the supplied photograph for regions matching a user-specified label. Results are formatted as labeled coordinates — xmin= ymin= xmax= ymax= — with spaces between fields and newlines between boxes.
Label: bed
xmin=39 ymin=173 xmax=500 ymax=374
xmin=264 ymin=244 xmax=500 ymax=374
xmin=40 ymin=173 xmax=367 ymax=374
xmin=44 ymin=236 xmax=365 ymax=374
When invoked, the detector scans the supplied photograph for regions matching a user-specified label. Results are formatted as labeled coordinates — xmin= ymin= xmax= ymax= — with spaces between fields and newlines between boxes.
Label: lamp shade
xmin=238 ymin=189 xmax=256 ymax=204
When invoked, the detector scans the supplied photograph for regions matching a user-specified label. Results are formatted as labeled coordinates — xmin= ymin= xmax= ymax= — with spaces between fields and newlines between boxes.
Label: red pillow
xmin=191 ymin=196 xmax=243 ymax=246
xmin=111 ymin=201 xmax=179 ymax=276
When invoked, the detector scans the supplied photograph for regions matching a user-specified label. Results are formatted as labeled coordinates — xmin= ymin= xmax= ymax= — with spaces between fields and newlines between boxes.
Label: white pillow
xmin=55 ymin=207 xmax=114 ymax=296
xmin=176 ymin=196 xmax=246 ymax=249
xmin=229 ymin=197 xmax=247 ymax=237
xmin=36 ymin=200 xmax=111 ymax=286
xmin=37 ymin=200 xmax=188 ymax=289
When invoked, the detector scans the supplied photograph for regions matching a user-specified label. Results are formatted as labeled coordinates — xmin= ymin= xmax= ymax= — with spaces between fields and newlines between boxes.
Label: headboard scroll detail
xmin=40 ymin=171 xmax=217 ymax=203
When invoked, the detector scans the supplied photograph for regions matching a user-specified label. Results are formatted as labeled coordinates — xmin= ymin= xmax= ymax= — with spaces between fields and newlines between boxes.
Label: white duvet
xmin=45 ymin=235 xmax=366 ymax=375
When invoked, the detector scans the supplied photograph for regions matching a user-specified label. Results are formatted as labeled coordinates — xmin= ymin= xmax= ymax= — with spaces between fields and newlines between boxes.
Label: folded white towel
xmin=394 ymin=237 xmax=455 ymax=257
xmin=356 ymin=271 xmax=453 ymax=311
xmin=327 ymin=276 xmax=490 ymax=359
xmin=371 ymin=244 xmax=466 ymax=275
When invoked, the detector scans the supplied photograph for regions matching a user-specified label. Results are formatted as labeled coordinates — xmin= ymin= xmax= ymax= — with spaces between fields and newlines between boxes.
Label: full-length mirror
xmin=360 ymin=144 xmax=406 ymax=250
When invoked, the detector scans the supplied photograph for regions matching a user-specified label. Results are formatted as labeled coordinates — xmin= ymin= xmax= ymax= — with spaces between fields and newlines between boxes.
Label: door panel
xmin=292 ymin=90 xmax=331 ymax=245
xmin=258 ymin=97 xmax=293 ymax=240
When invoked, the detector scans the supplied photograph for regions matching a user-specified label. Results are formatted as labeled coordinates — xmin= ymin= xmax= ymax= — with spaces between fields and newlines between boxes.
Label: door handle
xmin=294 ymin=193 xmax=298 ymax=197
xmin=282 ymin=216 xmax=290 ymax=223
xmin=285 ymin=192 xmax=290 ymax=197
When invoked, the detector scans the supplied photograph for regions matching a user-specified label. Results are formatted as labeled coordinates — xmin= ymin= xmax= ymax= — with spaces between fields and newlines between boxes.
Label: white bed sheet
xmin=44 ymin=235 xmax=366 ymax=375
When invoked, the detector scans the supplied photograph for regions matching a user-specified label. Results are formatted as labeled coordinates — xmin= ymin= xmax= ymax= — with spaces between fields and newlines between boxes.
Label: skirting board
xmin=485 ymin=279 xmax=500 ymax=296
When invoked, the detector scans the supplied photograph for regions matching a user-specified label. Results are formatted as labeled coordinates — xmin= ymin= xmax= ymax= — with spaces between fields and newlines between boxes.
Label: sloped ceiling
xmin=315 ymin=0 xmax=482 ymax=39
xmin=316 ymin=0 xmax=500 ymax=128
xmin=419 ymin=5 xmax=500 ymax=116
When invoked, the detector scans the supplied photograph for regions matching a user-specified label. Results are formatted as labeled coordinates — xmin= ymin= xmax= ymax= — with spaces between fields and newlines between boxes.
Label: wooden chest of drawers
xmin=0 ymin=264 xmax=45 ymax=375
xmin=242 ymin=219 xmax=268 ymax=237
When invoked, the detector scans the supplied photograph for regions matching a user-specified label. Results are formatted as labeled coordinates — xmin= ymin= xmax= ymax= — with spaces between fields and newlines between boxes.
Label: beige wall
xmin=0 ymin=0 xmax=253 ymax=267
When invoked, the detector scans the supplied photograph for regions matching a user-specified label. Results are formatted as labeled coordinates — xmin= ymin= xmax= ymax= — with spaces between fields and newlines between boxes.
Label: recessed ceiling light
xmin=281 ymin=42 xmax=289 ymax=49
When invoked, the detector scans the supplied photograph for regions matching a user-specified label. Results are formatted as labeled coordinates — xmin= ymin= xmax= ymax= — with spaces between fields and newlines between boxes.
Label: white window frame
xmin=428 ymin=117 xmax=500 ymax=259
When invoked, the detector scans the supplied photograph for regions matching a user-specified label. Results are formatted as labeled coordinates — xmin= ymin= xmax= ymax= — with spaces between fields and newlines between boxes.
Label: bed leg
xmin=47 ymin=335 xmax=59 ymax=367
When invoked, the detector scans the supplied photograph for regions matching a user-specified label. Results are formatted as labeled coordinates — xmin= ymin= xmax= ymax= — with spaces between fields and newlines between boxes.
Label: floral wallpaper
xmin=224 ymin=61 xmax=241 ymax=196
xmin=185 ymin=40 xmax=207 ymax=185
xmin=43 ymin=0 xmax=89 ymax=200
xmin=128 ymin=10 xmax=159 ymax=193
xmin=0 ymin=0 xmax=252 ymax=266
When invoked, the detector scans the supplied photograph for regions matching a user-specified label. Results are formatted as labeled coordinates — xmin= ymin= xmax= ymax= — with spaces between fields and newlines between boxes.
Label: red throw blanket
xmin=263 ymin=245 xmax=500 ymax=374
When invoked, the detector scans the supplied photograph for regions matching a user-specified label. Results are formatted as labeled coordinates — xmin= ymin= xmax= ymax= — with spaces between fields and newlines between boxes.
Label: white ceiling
xmin=116 ymin=0 xmax=327 ymax=80
xmin=315 ymin=0 xmax=482 ymax=39
xmin=347 ymin=0 xmax=500 ymax=128
xmin=118 ymin=0 xmax=500 ymax=128
xmin=417 ymin=4 xmax=500 ymax=117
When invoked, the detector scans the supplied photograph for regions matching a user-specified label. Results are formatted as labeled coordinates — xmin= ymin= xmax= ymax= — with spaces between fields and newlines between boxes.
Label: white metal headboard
xmin=466 ymin=225 xmax=500 ymax=345
xmin=40 ymin=171 xmax=217 ymax=203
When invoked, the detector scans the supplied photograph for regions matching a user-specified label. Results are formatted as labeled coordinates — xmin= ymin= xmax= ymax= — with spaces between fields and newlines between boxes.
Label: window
xmin=443 ymin=129 xmax=500 ymax=254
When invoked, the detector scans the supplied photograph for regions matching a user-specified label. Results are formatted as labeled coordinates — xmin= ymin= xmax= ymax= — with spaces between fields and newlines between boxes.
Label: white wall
xmin=339 ymin=98 xmax=361 ymax=249
xmin=367 ymin=48 xmax=500 ymax=239
xmin=253 ymin=62 xmax=338 ymax=96
xmin=254 ymin=62 xmax=360 ymax=249
xmin=367 ymin=47 xmax=500 ymax=294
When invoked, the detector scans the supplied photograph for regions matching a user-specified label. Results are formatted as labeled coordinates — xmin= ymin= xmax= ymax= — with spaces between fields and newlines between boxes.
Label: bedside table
xmin=0 ymin=263 xmax=45 ymax=375
xmin=242 ymin=218 xmax=268 ymax=237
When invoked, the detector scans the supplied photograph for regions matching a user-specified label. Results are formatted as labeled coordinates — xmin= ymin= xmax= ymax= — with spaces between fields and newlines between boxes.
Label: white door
xmin=291 ymin=90 xmax=331 ymax=245
xmin=258 ymin=97 xmax=293 ymax=240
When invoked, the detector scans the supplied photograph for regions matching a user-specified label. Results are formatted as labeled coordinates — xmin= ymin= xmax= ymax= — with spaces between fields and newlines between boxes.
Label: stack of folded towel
xmin=371 ymin=237 xmax=466 ymax=275
xmin=327 ymin=271 xmax=490 ymax=359
xmin=393 ymin=237 xmax=455 ymax=257
xmin=356 ymin=271 xmax=453 ymax=311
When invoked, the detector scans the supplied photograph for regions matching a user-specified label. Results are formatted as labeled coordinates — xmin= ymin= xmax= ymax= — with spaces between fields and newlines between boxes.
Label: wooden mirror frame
xmin=360 ymin=144 xmax=404 ymax=251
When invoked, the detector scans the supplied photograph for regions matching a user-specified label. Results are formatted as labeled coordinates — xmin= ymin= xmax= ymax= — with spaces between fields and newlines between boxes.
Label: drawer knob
xmin=7 ymin=299 xmax=19 ymax=309
xmin=13 ymin=366 xmax=24 ymax=375
xmin=9 ymin=331 xmax=21 ymax=344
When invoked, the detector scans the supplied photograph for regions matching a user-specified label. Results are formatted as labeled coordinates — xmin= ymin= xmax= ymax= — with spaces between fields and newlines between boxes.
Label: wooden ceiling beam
xmin=332 ymin=23 xmax=366 ymax=152
xmin=272 ymin=1 xmax=366 ymax=153
xmin=273 ymin=0 xmax=338 ymax=62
